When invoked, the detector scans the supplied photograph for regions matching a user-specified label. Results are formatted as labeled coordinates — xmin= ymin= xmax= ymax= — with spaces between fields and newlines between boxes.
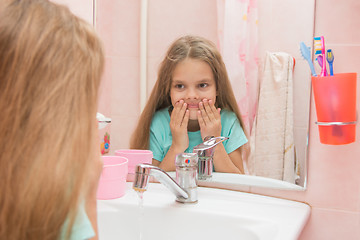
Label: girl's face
xmin=170 ymin=58 xmax=217 ymax=120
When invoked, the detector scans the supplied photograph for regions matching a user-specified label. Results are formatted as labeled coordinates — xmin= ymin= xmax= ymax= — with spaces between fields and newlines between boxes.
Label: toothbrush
xmin=326 ymin=49 xmax=334 ymax=76
xmin=316 ymin=55 xmax=327 ymax=76
xmin=325 ymin=49 xmax=339 ymax=136
xmin=300 ymin=42 xmax=317 ymax=76
xmin=316 ymin=55 xmax=323 ymax=67
xmin=314 ymin=36 xmax=327 ymax=77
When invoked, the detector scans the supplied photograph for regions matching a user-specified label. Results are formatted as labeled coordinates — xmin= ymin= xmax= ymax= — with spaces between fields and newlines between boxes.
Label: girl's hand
xmin=198 ymin=99 xmax=221 ymax=139
xmin=170 ymin=100 xmax=190 ymax=152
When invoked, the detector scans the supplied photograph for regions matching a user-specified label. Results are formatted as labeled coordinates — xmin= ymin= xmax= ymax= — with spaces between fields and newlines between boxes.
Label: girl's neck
xmin=187 ymin=119 xmax=200 ymax=132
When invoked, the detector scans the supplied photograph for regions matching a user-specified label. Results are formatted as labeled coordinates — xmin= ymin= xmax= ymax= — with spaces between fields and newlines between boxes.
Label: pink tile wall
xmin=252 ymin=0 xmax=360 ymax=239
xmin=300 ymin=0 xmax=360 ymax=238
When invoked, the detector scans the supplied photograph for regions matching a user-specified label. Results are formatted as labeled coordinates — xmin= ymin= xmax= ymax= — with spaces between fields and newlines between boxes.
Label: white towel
xmin=248 ymin=52 xmax=297 ymax=183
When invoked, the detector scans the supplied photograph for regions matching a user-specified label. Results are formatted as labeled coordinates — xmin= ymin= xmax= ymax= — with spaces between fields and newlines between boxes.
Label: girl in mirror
xmin=0 ymin=0 xmax=104 ymax=239
xmin=130 ymin=35 xmax=248 ymax=174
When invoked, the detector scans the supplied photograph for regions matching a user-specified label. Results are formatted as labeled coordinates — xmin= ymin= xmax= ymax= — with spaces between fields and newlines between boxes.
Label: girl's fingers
xmin=172 ymin=100 xmax=187 ymax=126
xmin=170 ymin=102 xmax=180 ymax=125
xmin=181 ymin=109 xmax=190 ymax=128
xmin=204 ymin=99 xmax=218 ymax=120
xmin=197 ymin=110 xmax=205 ymax=128
xmin=181 ymin=102 xmax=187 ymax=124
xmin=199 ymin=101 xmax=210 ymax=124
xmin=200 ymin=99 xmax=219 ymax=124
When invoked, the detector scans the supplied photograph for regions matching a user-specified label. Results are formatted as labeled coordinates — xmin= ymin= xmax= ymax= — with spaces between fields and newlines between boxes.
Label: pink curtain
xmin=217 ymin=0 xmax=259 ymax=135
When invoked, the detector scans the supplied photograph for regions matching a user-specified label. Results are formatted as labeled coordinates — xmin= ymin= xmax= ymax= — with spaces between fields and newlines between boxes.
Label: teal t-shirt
xmin=149 ymin=107 xmax=248 ymax=162
xmin=60 ymin=203 xmax=95 ymax=240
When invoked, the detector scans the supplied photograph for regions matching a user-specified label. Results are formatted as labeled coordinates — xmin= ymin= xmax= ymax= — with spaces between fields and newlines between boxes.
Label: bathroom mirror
xmin=98 ymin=0 xmax=316 ymax=190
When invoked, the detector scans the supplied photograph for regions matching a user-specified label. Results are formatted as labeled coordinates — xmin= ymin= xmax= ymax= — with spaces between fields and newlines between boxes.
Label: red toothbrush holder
xmin=311 ymin=73 xmax=357 ymax=145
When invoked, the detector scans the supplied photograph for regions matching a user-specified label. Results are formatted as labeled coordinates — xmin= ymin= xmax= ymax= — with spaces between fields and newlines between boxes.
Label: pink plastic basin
xmin=115 ymin=149 xmax=153 ymax=174
xmin=97 ymin=156 xmax=128 ymax=200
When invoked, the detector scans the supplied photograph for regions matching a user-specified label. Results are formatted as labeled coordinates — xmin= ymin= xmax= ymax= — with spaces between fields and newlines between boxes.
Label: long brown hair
xmin=0 ymin=0 xmax=104 ymax=239
xmin=130 ymin=35 xmax=247 ymax=150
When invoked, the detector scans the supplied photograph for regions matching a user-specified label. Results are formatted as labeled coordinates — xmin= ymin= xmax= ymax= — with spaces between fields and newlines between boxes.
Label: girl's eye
xmin=199 ymin=83 xmax=208 ymax=88
xmin=174 ymin=84 xmax=184 ymax=89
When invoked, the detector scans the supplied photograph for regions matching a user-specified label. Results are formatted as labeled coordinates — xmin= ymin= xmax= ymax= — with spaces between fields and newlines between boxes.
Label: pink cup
xmin=115 ymin=149 xmax=153 ymax=174
xmin=97 ymin=156 xmax=128 ymax=200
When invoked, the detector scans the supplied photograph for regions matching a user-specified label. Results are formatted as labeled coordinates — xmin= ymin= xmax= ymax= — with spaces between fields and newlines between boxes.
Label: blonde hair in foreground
xmin=0 ymin=0 xmax=104 ymax=239
xmin=130 ymin=35 xmax=248 ymax=155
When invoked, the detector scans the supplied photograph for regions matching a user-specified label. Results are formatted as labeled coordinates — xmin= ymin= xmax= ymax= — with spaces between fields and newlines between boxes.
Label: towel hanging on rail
xmin=248 ymin=52 xmax=298 ymax=183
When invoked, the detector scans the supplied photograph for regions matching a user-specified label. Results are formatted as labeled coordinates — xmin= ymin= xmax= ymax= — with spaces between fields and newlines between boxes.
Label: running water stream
xmin=135 ymin=190 xmax=145 ymax=240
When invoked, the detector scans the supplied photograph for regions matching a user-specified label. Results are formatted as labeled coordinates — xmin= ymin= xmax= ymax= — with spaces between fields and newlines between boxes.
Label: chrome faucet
xmin=193 ymin=136 xmax=229 ymax=180
xmin=133 ymin=153 xmax=198 ymax=203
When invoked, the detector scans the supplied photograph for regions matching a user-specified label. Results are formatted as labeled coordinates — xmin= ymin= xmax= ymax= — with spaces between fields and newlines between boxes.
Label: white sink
xmin=97 ymin=182 xmax=310 ymax=240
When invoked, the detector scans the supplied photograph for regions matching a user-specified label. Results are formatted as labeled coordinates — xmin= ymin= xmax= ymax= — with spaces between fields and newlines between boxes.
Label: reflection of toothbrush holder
xmin=97 ymin=113 xmax=111 ymax=154
xmin=311 ymin=73 xmax=357 ymax=145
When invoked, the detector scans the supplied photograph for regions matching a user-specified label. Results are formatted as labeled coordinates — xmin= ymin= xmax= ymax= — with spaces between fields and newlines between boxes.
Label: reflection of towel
xmin=248 ymin=52 xmax=296 ymax=183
